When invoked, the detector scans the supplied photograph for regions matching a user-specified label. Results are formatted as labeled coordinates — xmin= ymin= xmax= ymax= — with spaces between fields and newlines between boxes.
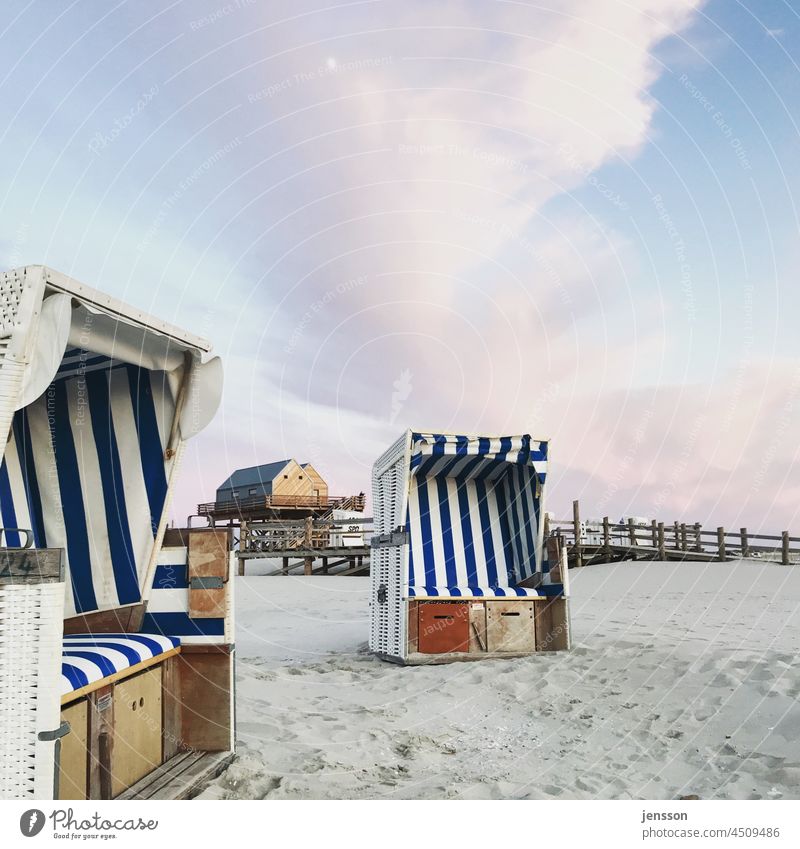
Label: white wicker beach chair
xmin=0 ymin=266 xmax=232 ymax=800
xmin=370 ymin=430 xmax=570 ymax=663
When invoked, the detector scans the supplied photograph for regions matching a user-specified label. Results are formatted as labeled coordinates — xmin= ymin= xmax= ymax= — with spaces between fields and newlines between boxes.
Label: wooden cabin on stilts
xmin=0 ymin=266 xmax=233 ymax=801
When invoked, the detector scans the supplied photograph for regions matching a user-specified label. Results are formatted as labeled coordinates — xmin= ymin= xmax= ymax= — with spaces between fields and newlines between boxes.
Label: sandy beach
xmin=201 ymin=560 xmax=800 ymax=800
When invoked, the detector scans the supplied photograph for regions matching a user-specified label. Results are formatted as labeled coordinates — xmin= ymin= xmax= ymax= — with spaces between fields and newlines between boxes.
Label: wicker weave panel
xmin=0 ymin=582 xmax=65 ymax=799
xmin=370 ymin=432 xmax=409 ymax=659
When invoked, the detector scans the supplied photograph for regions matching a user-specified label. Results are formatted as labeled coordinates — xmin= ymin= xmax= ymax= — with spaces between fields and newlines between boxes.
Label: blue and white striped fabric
xmin=61 ymin=633 xmax=180 ymax=696
xmin=408 ymin=583 xmax=565 ymax=598
xmin=0 ymin=356 xmax=177 ymax=616
xmin=407 ymin=585 xmax=542 ymax=597
xmin=410 ymin=433 xmax=547 ymax=483
xmin=142 ymin=547 xmax=228 ymax=644
xmin=406 ymin=433 xmax=549 ymax=599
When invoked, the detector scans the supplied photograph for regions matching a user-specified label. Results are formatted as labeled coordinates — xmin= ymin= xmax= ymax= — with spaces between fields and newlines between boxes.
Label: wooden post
xmin=98 ymin=731 xmax=112 ymax=800
xmin=657 ymin=522 xmax=666 ymax=560
xmin=237 ymin=519 xmax=247 ymax=576
xmin=627 ymin=518 xmax=637 ymax=547
xmin=543 ymin=512 xmax=550 ymax=542
xmin=602 ymin=516 xmax=611 ymax=560
xmin=650 ymin=519 xmax=658 ymax=548
xmin=740 ymin=527 xmax=749 ymax=559
xmin=573 ymin=500 xmax=583 ymax=569
xmin=680 ymin=523 xmax=687 ymax=551
xmin=673 ymin=521 xmax=680 ymax=550
xmin=282 ymin=557 xmax=289 ymax=575
xmin=782 ymin=531 xmax=790 ymax=565
xmin=694 ymin=522 xmax=702 ymax=552
xmin=302 ymin=515 xmax=314 ymax=576
xmin=717 ymin=526 xmax=726 ymax=562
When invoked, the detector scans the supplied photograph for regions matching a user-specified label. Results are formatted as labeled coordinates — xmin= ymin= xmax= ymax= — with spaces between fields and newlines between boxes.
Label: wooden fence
xmin=547 ymin=500 xmax=800 ymax=567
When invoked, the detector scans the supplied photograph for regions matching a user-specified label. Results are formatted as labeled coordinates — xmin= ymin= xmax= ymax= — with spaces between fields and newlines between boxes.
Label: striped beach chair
xmin=0 ymin=266 xmax=232 ymax=800
xmin=371 ymin=431 xmax=570 ymax=663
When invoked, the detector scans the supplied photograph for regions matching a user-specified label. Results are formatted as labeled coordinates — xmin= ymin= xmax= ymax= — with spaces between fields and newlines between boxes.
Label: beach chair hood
xmin=0 ymin=265 xmax=223 ymax=616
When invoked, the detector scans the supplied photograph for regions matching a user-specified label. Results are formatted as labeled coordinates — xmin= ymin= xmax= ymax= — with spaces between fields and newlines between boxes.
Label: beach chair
xmin=370 ymin=431 xmax=570 ymax=663
xmin=0 ymin=266 xmax=233 ymax=800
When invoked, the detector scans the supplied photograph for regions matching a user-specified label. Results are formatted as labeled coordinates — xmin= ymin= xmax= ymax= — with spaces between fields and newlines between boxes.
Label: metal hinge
xmin=370 ymin=530 xmax=409 ymax=548
xmin=38 ymin=720 xmax=71 ymax=742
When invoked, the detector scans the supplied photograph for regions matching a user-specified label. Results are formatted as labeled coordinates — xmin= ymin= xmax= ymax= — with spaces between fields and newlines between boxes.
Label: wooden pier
xmin=549 ymin=500 xmax=800 ymax=568
xmin=194 ymin=489 xmax=370 ymax=577
xmin=235 ymin=516 xmax=373 ymax=576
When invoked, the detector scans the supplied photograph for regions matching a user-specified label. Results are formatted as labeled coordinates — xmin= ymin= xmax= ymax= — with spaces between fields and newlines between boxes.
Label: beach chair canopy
xmin=405 ymin=432 xmax=549 ymax=597
xmin=0 ymin=266 xmax=223 ymax=617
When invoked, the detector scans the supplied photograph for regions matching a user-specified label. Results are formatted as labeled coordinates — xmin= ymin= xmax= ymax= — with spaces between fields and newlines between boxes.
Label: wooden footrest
xmin=116 ymin=750 xmax=234 ymax=800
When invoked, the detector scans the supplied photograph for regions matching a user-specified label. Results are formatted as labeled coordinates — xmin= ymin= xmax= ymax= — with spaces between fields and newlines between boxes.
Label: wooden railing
xmin=547 ymin=500 xmax=800 ymax=566
xmin=240 ymin=516 xmax=373 ymax=554
xmin=198 ymin=492 xmax=366 ymax=516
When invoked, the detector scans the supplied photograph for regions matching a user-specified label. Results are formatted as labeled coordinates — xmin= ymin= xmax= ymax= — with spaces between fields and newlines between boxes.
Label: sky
xmin=1 ymin=0 xmax=799 ymax=531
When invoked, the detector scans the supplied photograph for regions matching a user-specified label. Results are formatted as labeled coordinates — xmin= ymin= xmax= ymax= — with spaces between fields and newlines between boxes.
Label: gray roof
xmin=217 ymin=461 xmax=291 ymax=493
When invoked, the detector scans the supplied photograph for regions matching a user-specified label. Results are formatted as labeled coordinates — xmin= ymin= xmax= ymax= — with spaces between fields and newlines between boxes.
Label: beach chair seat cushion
xmin=407 ymin=583 xmax=564 ymax=599
xmin=61 ymin=633 xmax=180 ymax=696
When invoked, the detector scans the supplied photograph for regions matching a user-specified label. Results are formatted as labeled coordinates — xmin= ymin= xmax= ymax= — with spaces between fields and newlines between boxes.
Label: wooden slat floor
xmin=117 ymin=751 xmax=234 ymax=800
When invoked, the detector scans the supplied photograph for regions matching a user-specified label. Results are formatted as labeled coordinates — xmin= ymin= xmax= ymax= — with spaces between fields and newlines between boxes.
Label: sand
xmin=200 ymin=560 xmax=800 ymax=800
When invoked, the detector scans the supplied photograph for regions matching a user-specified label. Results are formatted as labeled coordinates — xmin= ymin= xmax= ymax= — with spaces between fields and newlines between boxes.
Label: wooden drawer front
xmin=418 ymin=602 xmax=470 ymax=654
xmin=111 ymin=667 xmax=163 ymax=796
xmin=59 ymin=700 xmax=89 ymax=800
xmin=486 ymin=601 xmax=536 ymax=652
xmin=535 ymin=597 xmax=570 ymax=651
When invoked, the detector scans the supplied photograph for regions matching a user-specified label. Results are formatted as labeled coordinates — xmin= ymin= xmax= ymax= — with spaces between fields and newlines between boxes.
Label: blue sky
xmin=1 ymin=0 xmax=798 ymax=528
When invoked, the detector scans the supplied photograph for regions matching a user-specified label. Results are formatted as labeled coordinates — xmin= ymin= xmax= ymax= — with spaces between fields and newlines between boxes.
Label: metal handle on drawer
xmin=190 ymin=576 xmax=224 ymax=590
xmin=0 ymin=527 xmax=34 ymax=549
